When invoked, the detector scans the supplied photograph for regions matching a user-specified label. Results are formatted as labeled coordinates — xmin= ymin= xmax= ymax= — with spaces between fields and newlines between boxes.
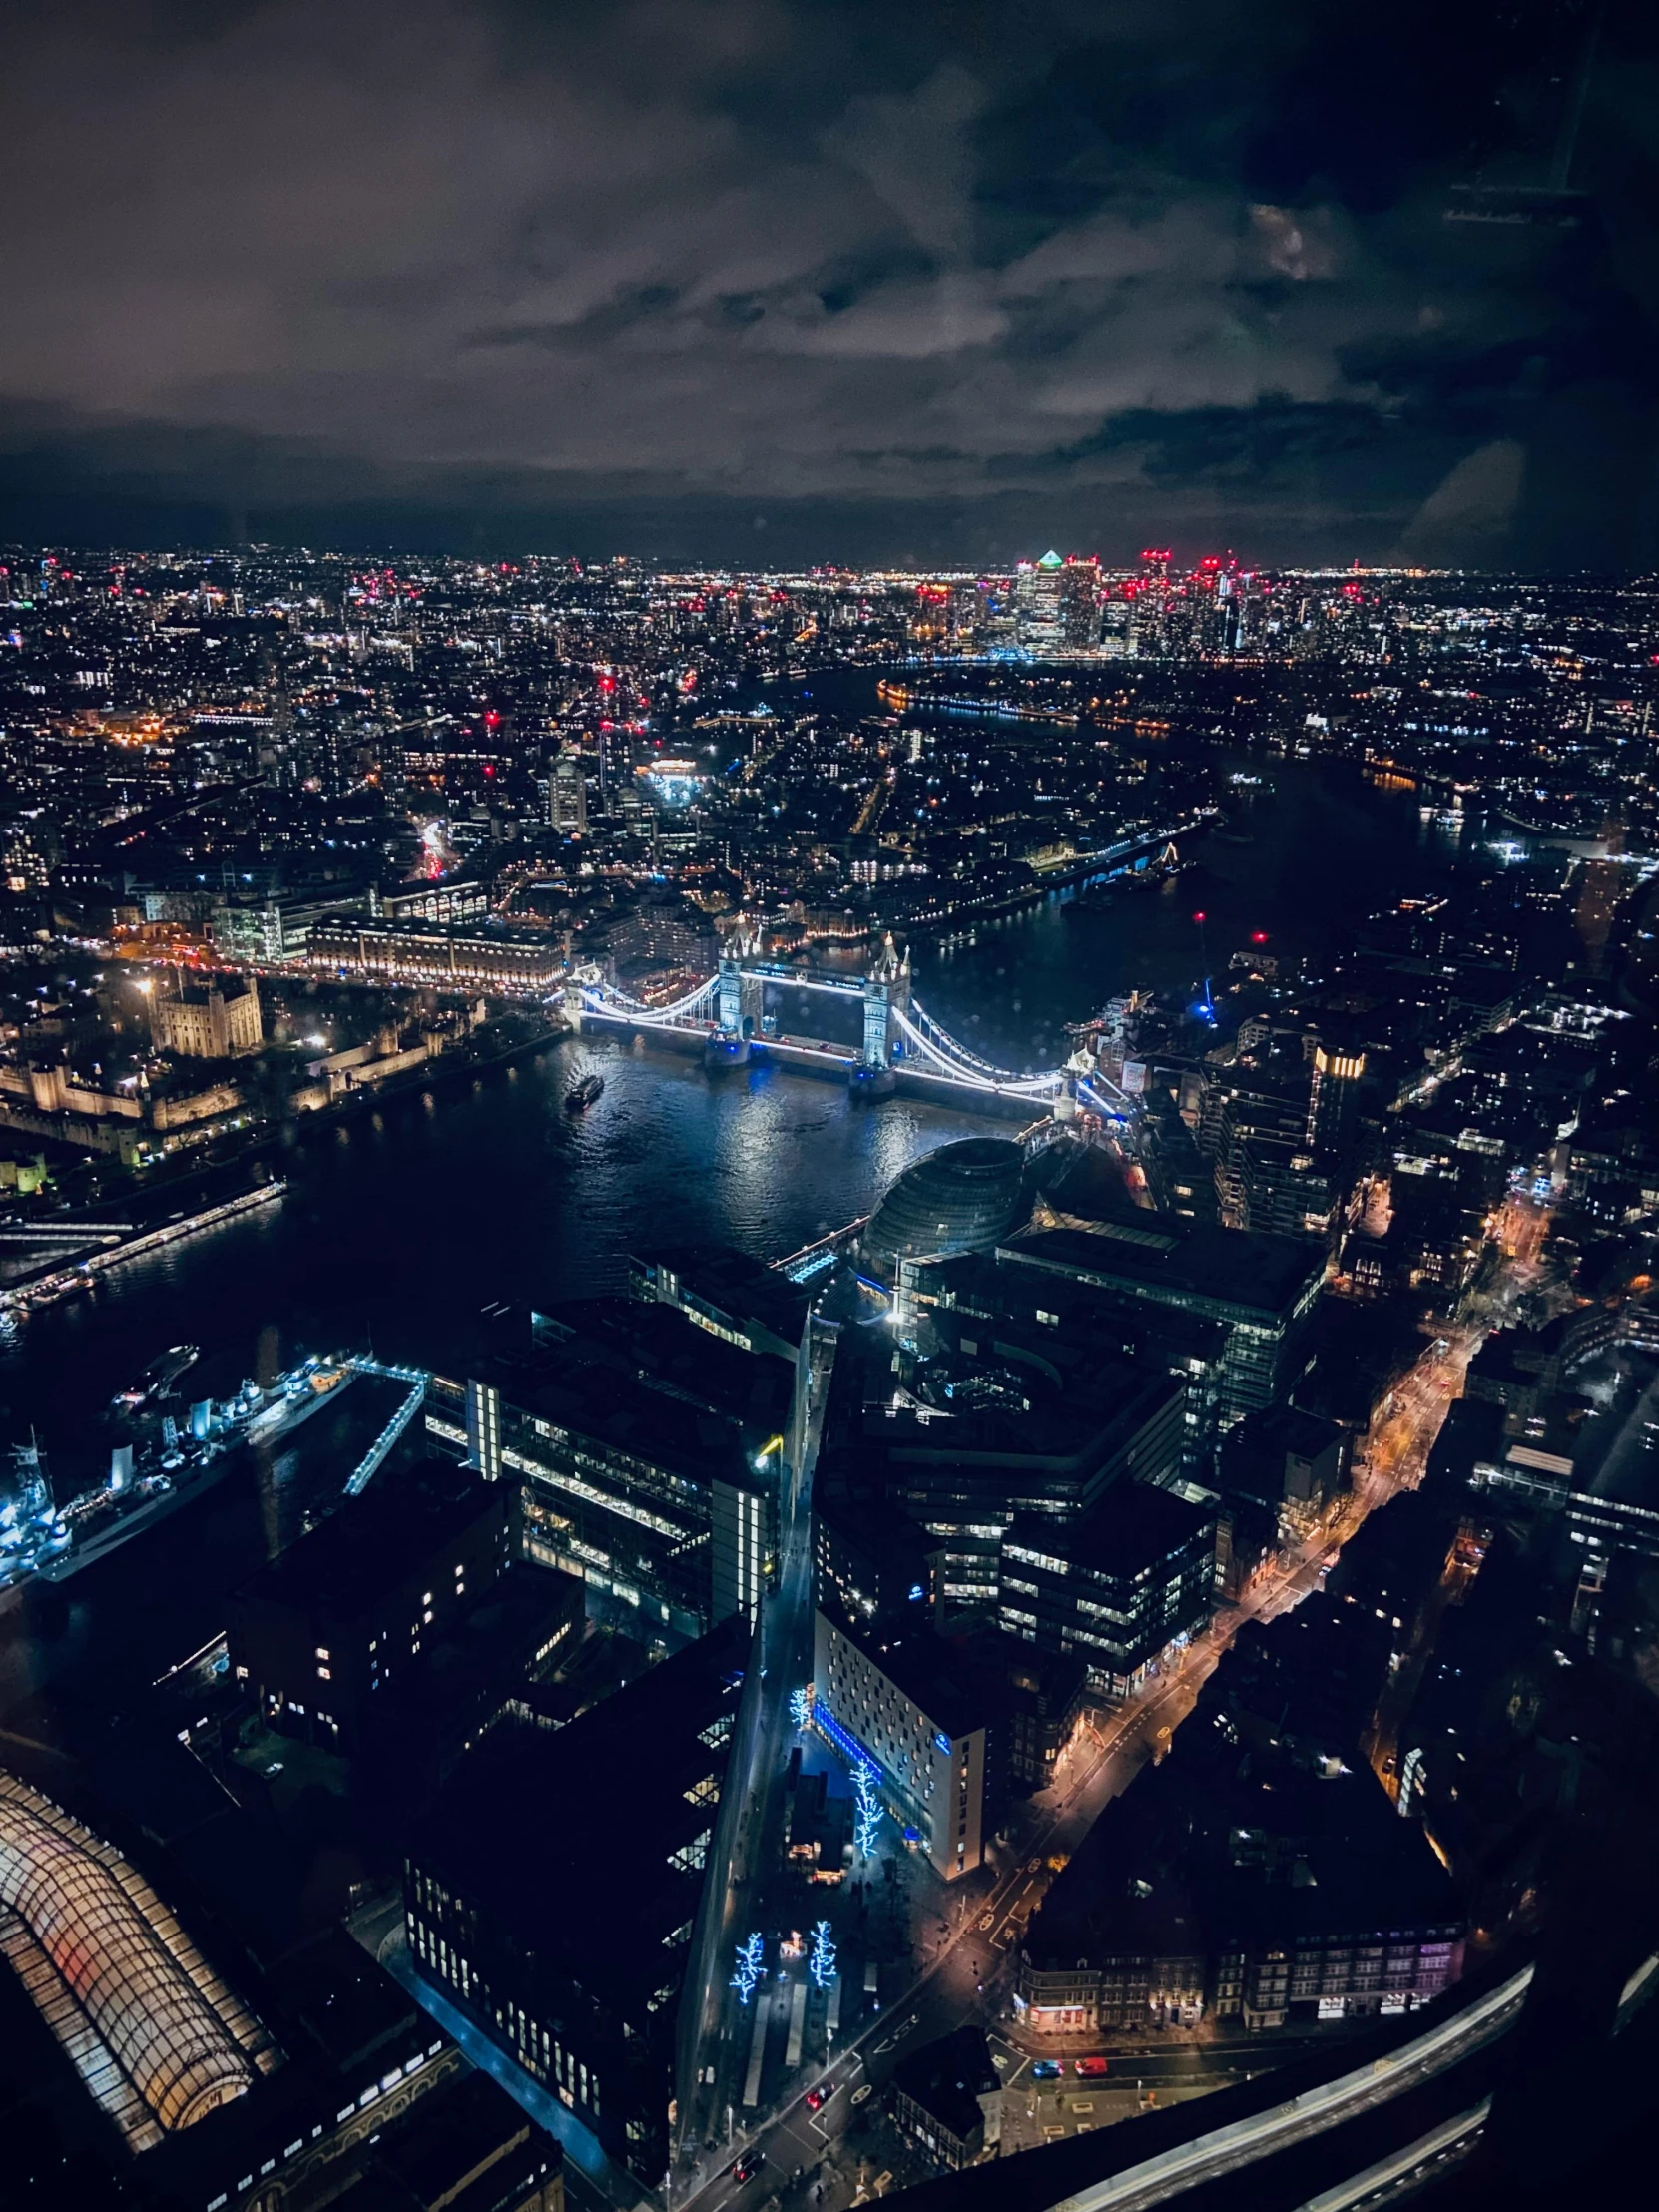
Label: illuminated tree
xmin=810 ymin=1919 xmax=836 ymax=1989
xmin=731 ymin=1931 xmax=765 ymax=2005
xmin=853 ymin=1764 xmax=881 ymax=1857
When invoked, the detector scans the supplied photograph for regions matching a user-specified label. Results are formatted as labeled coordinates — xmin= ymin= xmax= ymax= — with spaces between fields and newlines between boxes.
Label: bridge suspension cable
xmin=900 ymin=995 xmax=1065 ymax=1093
xmin=888 ymin=1004 xmax=1061 ymax=1097
xmin=580 ymin=972 xmax=717 ymax=1021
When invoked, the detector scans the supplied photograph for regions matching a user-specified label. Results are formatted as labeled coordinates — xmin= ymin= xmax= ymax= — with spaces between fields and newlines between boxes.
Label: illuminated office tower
xmin=1307 ymin=1044 xmax=1366 ymax=1160
xmin=1015 ymin=551 xmax=1066 ymax=650
xmin=1060 ymin=556 xmax=1102 ymax=648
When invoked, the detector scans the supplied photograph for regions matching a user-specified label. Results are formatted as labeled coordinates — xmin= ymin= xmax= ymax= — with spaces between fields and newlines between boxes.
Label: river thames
xmin=0 ymin=697 xmax=1482 ymax=1490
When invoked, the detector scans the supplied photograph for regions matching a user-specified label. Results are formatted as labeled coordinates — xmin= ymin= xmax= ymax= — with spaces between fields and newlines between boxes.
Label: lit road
xmin=675 ymin=1465 xmax=1432 ymax=2212
xmin=676 ymin=1316 xmax=840 ymax=2173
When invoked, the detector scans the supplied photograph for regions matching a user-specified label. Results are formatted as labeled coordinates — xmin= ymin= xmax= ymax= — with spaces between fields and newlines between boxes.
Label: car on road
xmin=1074 ymin=2056 xmax=1110 ymax=2078
xmin=729 ymin=2151 xmax=763 ymax=2185
xmin=1031 ymin=2060 xmax=1062 ymax=2079
xmin=805 ymin=2087 xmax=826 ymax=2112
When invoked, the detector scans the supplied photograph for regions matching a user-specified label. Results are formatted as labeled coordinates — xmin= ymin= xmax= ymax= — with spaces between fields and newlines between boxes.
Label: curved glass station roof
xmin=0 ymin=1771 xmax=276 ymax=2150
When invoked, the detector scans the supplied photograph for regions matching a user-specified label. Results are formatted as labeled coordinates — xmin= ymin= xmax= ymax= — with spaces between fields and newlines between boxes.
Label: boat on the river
xmin=113 ymin=1344 xmax=199 ymax=1408
xmin=565 ymin=1072 xmax=605 ymax=1112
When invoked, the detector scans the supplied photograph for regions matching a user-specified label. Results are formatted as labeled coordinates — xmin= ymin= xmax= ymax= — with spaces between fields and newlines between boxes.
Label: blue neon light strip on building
xmin=811 ymin=1700 xmax=879 ymax=1778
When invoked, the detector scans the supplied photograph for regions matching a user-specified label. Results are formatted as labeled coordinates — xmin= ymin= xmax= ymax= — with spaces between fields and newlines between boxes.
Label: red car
xmin=1073 ymin=2056 xmax=1109 ymax=2078
xmin=805 ymin=2087 xmax=826 ymax=2112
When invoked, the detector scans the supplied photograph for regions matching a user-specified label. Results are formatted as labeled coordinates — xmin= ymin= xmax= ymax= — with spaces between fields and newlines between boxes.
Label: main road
xmin=677 ymin=1469 xmax=1418 ymax=2212
xmin=675 ymin=1315 xmax=841 ymax=2179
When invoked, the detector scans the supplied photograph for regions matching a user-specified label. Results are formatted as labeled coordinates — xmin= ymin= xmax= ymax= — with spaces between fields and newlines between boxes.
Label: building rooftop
xmin=412 ymin=1617 xmax=748 ymax=2005
xmin=822 ymin=1613 xmax=996 ymax=1743
xmin=630 ymin=1243 xmax=813 ymax=1357
xmin=233 ymin=1458 xmax=503 ymax=1625
xmin=1003 ymin=1217 xmax=1325 ymax=1322
xmin=1007 ymin=1482 xmax=1215 ymax=1583
xmin=478 ymin=1299 xmax=790 ymax=1486
xmin=891 ymin=2025 xmax=999 ymax=2147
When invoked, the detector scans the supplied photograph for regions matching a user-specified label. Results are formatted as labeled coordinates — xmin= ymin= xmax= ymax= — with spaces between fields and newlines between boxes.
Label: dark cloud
xmin=0 ymin=0 xmax=1654 ymax=563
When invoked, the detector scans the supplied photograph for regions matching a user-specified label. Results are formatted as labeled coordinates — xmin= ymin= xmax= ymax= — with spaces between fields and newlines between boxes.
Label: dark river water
xmin=0 ymin=679 xmax=1480 ymax=1497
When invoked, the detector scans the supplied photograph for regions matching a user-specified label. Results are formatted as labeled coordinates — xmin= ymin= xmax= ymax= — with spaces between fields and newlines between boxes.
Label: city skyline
xmin=3 ymin=6 xmax=1659 ymax=2209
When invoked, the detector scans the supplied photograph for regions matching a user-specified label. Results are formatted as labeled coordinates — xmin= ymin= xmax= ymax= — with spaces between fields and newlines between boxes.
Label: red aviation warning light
xmin=1251 ymin=930 xmax=1269 ymax=944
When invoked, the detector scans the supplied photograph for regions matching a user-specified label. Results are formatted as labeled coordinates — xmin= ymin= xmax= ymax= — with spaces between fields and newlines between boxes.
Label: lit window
xmin=314 ymin=1646 xmax=330 ymax=1661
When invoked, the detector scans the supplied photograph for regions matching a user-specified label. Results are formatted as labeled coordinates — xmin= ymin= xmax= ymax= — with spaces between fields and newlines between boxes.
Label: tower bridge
xmin=567 ymin=820 xmax=1195 ymax=1108
xmin=569 ymin=928 xmax=1142 ymax=1116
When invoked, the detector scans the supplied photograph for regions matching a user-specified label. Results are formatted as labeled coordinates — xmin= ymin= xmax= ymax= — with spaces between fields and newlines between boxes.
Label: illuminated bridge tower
xmin=709 ymin=918 xmax=763 ymax=1067
xmin=855 ymin=933 xmax=910 ymax=1094
xmin=716 ymin=950 xmax=745 ymax=1040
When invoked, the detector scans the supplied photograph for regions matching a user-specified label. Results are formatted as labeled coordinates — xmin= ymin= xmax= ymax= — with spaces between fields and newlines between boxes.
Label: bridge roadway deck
xmin=576 ymin=1012 xmax=1048 ymax=1118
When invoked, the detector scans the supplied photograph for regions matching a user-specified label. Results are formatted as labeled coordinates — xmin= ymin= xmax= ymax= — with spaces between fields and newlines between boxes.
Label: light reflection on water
xmin=0 ymin=1038 xmax=1002 ymax=1467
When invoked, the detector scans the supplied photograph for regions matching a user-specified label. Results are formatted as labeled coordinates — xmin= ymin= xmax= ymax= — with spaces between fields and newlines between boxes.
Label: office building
xmin=998 ymin=1484 xmax=1219 ymax=1700
xmin=861 ymin=1138 xmax=1028 ymax=1285
xmin=308 ymin=914 xmax=563 ymax=991
xmin=1018 ymin=1791 xmax=1206 ymax=2033
xmin=404 ymin=1619 xmax=747 ymax=2186
xmin=900 ymin=1246 xmax=1229 ymax=1478
xmin=375 ymin=878 xmax=491 ymax=924
xmin=463 ymin=1298 xmax=793 ymax=1637
xmin=1218 ymin=1403 xmax=1351 ymax=1545
xmin=972 ymin=1632 xmax=1090 ymax=1792
xmin=816 ymin=1294 xmax=1190 ymax=1623
xmin=1016 ymin=1636 xmax=1465 ymax=2041
xmin=815 ymin=1489 xmax=940 ymax=1632
xmin=1014 ymin=552 xmax=1066 ymax=651
xmin=1060 ymin=556 xmax=1102 ymax=648
xmin=227 ymin=1457 xmax=514 ymax=1758
xmin=215 ymin=892 xmax=347 ymax=965
xmin=629 ymin=1245 xmax=812 ymax=1363
xmin=1000 ymin=1213 xmax=1327 ymax=1425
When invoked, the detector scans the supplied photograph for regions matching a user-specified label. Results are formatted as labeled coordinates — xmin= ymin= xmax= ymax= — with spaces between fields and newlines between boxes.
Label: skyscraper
xmin=1060 ymin=556 xmax=1102 ymax=648
xmin=1015 ymin=551 xmax=1066 ymax=650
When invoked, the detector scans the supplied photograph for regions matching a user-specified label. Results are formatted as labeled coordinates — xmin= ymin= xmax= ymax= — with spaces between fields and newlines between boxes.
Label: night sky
xmin=2 ymin=0 xmax=1655 ymax=566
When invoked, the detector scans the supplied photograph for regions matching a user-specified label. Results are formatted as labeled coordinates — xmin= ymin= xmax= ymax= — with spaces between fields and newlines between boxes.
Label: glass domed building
xmin=861 ymin=1137 xmax=1028 ymax=1282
